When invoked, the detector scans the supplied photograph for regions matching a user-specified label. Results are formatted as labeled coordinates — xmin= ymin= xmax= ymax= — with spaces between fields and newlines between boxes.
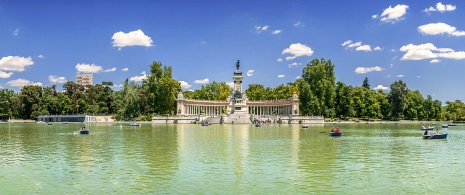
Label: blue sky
xmin=1 ymin=1 xmax=464 ymax=103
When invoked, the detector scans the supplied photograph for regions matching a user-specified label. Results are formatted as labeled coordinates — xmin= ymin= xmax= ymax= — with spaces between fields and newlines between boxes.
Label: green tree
xmin=300 ymin=58 xmax=336 ymax=116
xmin=388 ymin=80 xmax=408 ymax=120
xmin=362 ymin=77 xmax=370 ymax=89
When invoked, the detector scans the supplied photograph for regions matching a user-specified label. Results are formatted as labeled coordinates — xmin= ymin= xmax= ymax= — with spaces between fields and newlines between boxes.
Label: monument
xmin=224 ymin=60 xmax=252 ymax=123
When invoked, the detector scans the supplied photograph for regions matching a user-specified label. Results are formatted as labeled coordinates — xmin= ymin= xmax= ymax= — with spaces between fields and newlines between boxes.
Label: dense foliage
xmin=1 ymin=58 xmax=464 ymax=122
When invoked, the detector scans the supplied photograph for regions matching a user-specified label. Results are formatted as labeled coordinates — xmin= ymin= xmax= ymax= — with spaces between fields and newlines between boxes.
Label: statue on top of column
xmin=236 ymin=60 xmax=240 ymax=70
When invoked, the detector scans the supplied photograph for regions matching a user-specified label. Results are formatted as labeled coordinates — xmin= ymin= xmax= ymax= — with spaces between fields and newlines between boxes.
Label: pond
xmin=0 ymin=122 xmax=463 ymax=194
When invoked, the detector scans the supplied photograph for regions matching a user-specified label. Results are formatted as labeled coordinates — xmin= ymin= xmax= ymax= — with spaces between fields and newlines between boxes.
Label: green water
xmin=1 ymin=123 xmax=464 ymax=194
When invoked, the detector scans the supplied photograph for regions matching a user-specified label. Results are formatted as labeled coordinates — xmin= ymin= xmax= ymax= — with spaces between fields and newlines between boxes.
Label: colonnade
xmin=248 ymin=105 xmax=294 ymax=116
xmin=183 ymin=105 xmax=227 ymax=116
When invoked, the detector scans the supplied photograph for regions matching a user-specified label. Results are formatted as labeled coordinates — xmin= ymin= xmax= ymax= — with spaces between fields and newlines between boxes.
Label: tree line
xmin=0 ymin=59 xmax=464 ymax=122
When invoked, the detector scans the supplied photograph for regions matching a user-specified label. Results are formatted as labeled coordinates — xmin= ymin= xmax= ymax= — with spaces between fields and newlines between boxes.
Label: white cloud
xmin=112 ymin=84 xmax=123 ymax=88
xmin=0 ymin=71 xmax=13 ymax=78
xmin=75 ymin=63 xmax=103 ymax=73
xmin=129 ymin=71 xmax=147 ymax=82
xmin=0 ymin=56 xmax=34 ymax=72
xmin=379 ymin=4 xmax=409 ymax=23
xmin=104 ymin=67 xmax=117 ymax=72
xmin=272 ymin=30 xmax=282 ymax=34
xmin=226 ymin=81 xmax=234 ymax=88
xmin=288 ymin=62 xmax=301 ymax=68
xmin=294 ymin=21 xmax=305 ymax=27
xmin=7 ymin=78 xmax=42 ymax=88
xmin=399 ymin=43 xmax=465 ymax=60
xmin=13 ymin=28 xmax=19 ymax=36
xmin=194 ymin=78 xmax=209 ymax=84
xmin=354 ymin=66 xmax=383 ymax=74
xmin=342 ymin=40 xmax=352 ymax=46
xmin=277 ymin=74 xmax=285 ymax=78
xmin=397 ymin=75 xmax=405 ymax=78
xmin=430 ymin=59 xmax=440 ymax=63
xmin=373 ymin=85 xmax=390 ymax=91
xmin=37 ymin=54 xmax=45 ymax=59
xmin=112 ymin=29 xmax=154 ymax=50
xmin=179 ymin=81 xmax=192 ymax=89
xmin=121 ymin=68 xmax=128 ymax=71
xmin=277 ymin=58 xmax=282 ymax=62
xmin=418 ymin=23 xmax=465 ymax=36
xmin=423 ymin=2 xmax=456 ymax=13
xmin=356 ymin=45 xmax=372 ymax=51
xmin=48 ymin=75 xmax=67 ymax=84
xmin=254 ymin=25 xmax=269 ymax=33
xmin=247 ymin=70 xmax=254 ymax=76
xmin=296 ymin=76 xmax=301 ymax=79
xmin=347 ymin=41 xmax=362 ymax=48
xmin=372 ymin=15 xmax=378 ymax=19
xmin=282 ymin=43 xmax=314 ymax=60
xmin=374 ymin=46 xmax=383 ymax=51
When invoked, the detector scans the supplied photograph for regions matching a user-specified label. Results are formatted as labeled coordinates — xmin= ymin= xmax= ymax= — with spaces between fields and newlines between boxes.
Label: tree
xmin=300 ymin=58 xmax=336 ymax=116
xmin=388 ymin=80 xmax=408 ymax=120
xmin=362 ymin=77 xmax=370 ymax=89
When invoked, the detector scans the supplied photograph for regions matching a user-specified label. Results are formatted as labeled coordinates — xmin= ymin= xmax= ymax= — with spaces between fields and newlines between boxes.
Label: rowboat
xmin=79 ymin=130 xmax=89 ymax=134
xmin=423 ymin=133 xmax=447 ymax=139
xmin=330 ymin=132 xmax=342 ymax=136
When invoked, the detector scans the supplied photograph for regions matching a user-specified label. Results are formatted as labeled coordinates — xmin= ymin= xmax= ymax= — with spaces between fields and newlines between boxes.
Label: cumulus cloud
xmin=48 ymin=75 xmax=67 ymax=84
xmin=373 ymin=85 xmax=390 ymax=91
xmin=121 ymin=68 xmax=128 ymax=71
xmin=342 ymin=41 xmax=375 ymax=52
xmin=372 ymin=15 xmax=378 ymax=19
xmin=104 ymin=67 xmax=117 ymax=72
xmin=179 ymin=81 xmax=192 ymax=89
xmin=7 ymin=78 xmax=42 ymax=88
xmin=375 ymin=4 xmax=409 ymax=23
xmin=400 ymin=43 xmax=465 ymax=60
xmin=418 ymin=22 xmax=465 ymax=36
xmin=356 ymin=45 xmax=372 ymax=51
xmin=75 ymin=63 xmax=103 ymax=73
xmin=194 ymin=78 xmax=209 ymax=84
xmin=341 ymin=40 xmax=352 ymax=46
xmin=129 ymin=71 xmax=147 ymax=82
xmin=423 ymin=2 xmax=456 ymax=13
xmin=277 ymin=58 xmax=282 ymax=62
xmin=288 ymin=62 xmax=301 ymax=68
xmin=254 ymin=25 xmax=269 ymax=33
xmin=0 ymin=71 xmax=13 ymax=78
xmin=112 ymin=29 xmax=154 ymax=50
xmin=354 ymin=66 xmax=383 ymax=74
xmin=247 ymin=70 xmax=254 ymax=76
xmin=277 ymin=74 xmax=285 ymax=78
xmin=272 ymin=30 xmax=282 ymax=34
xmin=37 ymin=54 xmax=45 ymax=59
xmin=374 ymin=46 xmax=383 ymax=51
xmin=0 ymin=56 xmax=34 ymax=72
xmin=282 ymin=43 xmax=314 ymax=60
xmin=430 ymin=59 xmax=440 ymax=63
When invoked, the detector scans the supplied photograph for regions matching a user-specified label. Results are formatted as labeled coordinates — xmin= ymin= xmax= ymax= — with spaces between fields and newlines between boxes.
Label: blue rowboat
xmin=330 ymin=132 xmax=342 ymax=136
xmin=79 ymin=130 xmax=89 ymax=134
xmin=423 ymin=133 xmax=447 ymax=139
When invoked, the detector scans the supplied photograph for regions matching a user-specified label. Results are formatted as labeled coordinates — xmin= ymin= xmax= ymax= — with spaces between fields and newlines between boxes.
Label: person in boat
xmin=436 ymin=129 xmax=440 ymax=135
xmin=424 ymin=129 xmax=429 ymax=135
xmin=335 ymin=127 xmax=341 ymax=133
xmin=331 ymin=128 xmax=334 ymax=132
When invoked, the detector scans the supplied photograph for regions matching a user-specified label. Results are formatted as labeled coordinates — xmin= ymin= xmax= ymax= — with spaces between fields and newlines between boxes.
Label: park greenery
xmin=1 ymin=59 xmax=464 ymax=122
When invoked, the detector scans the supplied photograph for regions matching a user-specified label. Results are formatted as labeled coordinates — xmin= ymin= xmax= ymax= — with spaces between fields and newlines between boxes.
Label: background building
xmin=76 ymin=74 xmax=93 ymax=85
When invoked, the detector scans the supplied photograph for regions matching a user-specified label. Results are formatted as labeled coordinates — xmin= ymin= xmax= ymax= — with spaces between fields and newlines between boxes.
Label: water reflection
xmin=1 ymin=123 xmax=465 ymax=194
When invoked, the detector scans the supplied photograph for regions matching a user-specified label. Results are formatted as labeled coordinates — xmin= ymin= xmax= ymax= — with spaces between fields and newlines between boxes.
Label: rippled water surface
xmin=1 ymin=123 xmax=464 ymax=194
